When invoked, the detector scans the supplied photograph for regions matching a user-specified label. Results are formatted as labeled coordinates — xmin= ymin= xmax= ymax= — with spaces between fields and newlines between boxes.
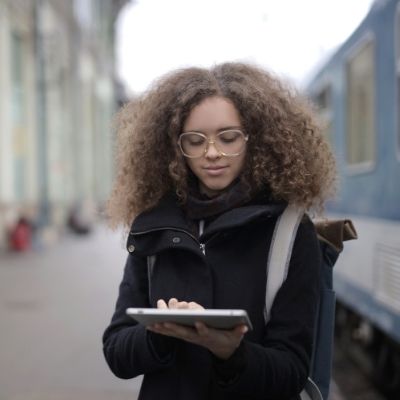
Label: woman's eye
xmin=220 ymin=137 xmax=236 ymax=143
xmin=219 ymin=132 xmax=239 ymax=143
xmin=186 ymin=136 xmax=205 ymax=146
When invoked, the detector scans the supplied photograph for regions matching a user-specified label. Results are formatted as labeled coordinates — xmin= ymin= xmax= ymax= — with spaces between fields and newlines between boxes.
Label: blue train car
xmin=307 ymin=0 xmax=400 ymax=395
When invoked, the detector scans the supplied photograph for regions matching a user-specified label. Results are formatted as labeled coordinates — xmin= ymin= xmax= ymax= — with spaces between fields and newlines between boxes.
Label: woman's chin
xmin=200 ymin=182 xmax=230 ymax=197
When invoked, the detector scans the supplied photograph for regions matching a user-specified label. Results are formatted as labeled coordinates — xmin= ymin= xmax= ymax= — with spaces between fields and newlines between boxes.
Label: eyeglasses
xmin=178 ymin=129 xmax=248 ymax=158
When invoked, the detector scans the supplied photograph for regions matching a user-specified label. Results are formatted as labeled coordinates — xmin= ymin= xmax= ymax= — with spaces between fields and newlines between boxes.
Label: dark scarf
xmin=185 ymin=179 xmax=254 ymax=220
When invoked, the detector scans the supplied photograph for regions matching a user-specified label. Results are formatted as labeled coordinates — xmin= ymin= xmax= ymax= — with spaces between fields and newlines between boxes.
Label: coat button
xmin=172 ymin=236 xmax=181 ymax=244
xmin=128 ymin=244 xmax=135 ymax=253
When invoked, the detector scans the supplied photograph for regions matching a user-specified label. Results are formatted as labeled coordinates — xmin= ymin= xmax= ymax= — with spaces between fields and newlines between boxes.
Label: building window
xmin=346 ymin=38 xmax=375 ymax=167
xmin=11 ymin=31 xmax=27 ymax=200
xmin=11 ymin=32 xmax=25 ymax=125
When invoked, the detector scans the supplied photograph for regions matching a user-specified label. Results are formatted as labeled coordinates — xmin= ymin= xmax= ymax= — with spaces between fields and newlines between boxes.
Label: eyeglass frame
xmin=177 ymin=129 xmax=249 ymax=159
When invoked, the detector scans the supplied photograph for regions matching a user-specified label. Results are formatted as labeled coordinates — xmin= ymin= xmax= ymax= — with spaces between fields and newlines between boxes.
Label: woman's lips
xmin=203 ymin=166 xmax=227 ymax=176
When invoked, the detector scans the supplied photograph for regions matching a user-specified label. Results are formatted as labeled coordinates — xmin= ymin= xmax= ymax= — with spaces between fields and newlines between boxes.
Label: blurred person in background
xmin=66 ymin=200 xmax=94 ymax=235
xmin=8 ymin=216 xmax=33 ymax=252
xmin=102 ymin=62 xmax=336 ymax=400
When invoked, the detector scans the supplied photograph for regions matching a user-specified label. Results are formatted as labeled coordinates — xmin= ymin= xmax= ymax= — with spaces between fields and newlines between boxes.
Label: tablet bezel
xmin=126 ymin=308 xmax=253 ymax=331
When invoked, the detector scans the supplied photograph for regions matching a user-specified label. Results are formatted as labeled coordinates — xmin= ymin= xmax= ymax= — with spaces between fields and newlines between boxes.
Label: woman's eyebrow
xmin=216 ymin=125 xmax=243 ymax=132
xmin=183 ymin=126 xmax=243 ymax=134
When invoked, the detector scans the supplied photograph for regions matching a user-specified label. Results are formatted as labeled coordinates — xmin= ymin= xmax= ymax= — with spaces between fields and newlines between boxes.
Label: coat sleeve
xmin=214 ymin=216 xmax=321 ymax=399
xmin=102 ymin=252 xmax=177 ymax=379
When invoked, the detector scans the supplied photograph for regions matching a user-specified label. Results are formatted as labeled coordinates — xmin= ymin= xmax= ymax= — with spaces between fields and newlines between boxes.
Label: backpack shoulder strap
xmin=265 ymin=205 xmax=324 ymax=400
xmin=264 ymin=204 xmax=304 ymax=323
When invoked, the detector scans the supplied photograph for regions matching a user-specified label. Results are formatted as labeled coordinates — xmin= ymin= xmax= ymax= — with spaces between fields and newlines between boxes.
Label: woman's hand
xmin=147 ymin=298 xmax=248 ymax=360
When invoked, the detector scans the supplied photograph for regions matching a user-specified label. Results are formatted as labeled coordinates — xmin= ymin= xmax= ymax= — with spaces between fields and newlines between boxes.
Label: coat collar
xmin=127 ymin=192 xmax=286 ymax=256
xmin=130 ymin=192 xmax=286 ymax=238
xmin=130 ymin=193 xmax=189 ymax=234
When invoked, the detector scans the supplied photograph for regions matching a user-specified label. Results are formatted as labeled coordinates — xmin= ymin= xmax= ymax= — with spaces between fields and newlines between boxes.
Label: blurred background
xmin=0 ymin=0 xmax=127 ymax=251
xmin=1 ymin=0 xmax=399 ymax=399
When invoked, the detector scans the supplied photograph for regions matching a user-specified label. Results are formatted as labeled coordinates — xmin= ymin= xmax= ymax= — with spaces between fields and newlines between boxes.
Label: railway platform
xmin=0 ymin=224 xmax=384 ymax=400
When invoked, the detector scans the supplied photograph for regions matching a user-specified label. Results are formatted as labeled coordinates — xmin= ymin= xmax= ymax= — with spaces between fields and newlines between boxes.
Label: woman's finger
xmin=233 ymin=324 xmax=248 ymax=336
xmin=176 ymin=301 xmax=189 ymax=309
xmin=168 ymin=298 xmax=178 ymax=308
xmin=188 ymin=301 xmax=204 ymax=310
xmin=157 ymin=299 xmax=168 ymax=309
xmin=194 ymin=321 xmax=209 ymax=336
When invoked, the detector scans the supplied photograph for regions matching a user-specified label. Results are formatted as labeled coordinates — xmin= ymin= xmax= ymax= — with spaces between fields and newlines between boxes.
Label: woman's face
xmin=181 ymin=96 xmax=247 ymax=197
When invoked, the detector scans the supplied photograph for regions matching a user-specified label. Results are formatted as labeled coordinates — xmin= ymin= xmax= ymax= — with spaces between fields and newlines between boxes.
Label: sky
xmin=116 ymin=0 xmax=375 ymax=95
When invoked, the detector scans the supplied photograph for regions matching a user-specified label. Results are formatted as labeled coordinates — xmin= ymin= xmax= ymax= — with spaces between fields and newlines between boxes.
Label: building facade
xmin=0 ymin=0 xmax=128 ymax=250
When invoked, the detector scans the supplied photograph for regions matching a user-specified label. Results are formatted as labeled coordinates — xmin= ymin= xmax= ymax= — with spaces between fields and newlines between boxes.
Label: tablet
xmin=126 ymin=308 xmax=253 ymax=331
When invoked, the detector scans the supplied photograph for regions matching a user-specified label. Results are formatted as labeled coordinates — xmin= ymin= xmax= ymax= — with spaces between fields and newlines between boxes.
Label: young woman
xmin=102 ymin=62 xmax=336 ymax=400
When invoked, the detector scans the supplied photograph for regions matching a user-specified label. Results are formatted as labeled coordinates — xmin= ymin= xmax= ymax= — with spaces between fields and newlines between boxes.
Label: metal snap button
xmin=172 ymin=237 xmax=181 ymax=244
xmin=128 ymin=244 xmax=135 ymax=253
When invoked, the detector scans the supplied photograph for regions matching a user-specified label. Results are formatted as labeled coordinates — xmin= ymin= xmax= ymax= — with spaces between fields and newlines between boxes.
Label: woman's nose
xmin=205 ymin=141 xmax=221 ymax=159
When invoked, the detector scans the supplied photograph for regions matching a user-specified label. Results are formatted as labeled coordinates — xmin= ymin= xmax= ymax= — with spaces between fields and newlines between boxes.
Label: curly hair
xmin=108 ymin=62 xmax=336 ymax=228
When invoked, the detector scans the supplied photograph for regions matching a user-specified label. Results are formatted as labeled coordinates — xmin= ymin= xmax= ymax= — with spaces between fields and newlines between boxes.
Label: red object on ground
xmin=9 ymin=219 xmax=32 ymax=251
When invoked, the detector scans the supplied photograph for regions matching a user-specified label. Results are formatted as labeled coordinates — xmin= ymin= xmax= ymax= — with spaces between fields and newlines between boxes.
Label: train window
xmin=315 ymin=86 xmax=333 ymax=145
xmin=346 ymin=39 xmax=375 ymax=167
xmin=397 ymin=6 xmax=400 ymax=157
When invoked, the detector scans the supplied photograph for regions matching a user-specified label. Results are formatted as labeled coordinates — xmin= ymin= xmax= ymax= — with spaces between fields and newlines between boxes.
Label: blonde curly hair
xmin=108 ymin=62 xmax=336 ymax=228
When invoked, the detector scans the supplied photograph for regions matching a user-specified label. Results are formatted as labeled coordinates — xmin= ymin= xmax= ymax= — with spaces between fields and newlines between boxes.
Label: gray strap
xmin=265 ymin=208 xmax=323 ymax=400
xmin=300 ymin=378 xmax=324 ymax=400
xmin=264 ymin=204 xmax=304 ymax=323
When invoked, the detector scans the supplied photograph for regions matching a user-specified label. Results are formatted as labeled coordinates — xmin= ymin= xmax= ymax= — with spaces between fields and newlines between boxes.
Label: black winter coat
xmin=103 ymin=194 xmax=321 ymax=400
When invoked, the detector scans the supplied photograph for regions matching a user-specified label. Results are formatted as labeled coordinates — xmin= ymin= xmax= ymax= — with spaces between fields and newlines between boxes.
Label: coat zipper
xmin=199 ymin=220 xmax=205 ymax=255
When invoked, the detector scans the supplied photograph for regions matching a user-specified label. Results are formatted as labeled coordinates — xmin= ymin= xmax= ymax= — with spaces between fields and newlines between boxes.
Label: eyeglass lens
xmin=179 ymin=130 xmax=246 ymax=157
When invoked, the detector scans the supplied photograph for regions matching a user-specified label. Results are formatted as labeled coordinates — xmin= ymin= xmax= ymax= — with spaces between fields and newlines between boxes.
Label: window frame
xmin=344 ymin=32 xmax=376 ymax=175
xmin=314 ymin=83 xmax=334 ymax=146
xmin=395 ymin=2 xmax=400 ymax=162
xmin=10 ymin=28 xmax=29 ymax=201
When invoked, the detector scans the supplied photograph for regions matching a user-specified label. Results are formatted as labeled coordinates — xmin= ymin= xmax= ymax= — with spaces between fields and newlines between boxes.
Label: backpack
xmin=266 ymin=205 xmax=357 ymax=400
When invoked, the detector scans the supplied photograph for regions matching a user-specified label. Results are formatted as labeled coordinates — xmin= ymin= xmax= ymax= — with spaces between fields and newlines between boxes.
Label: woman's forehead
xmin=183 ymin=96 xmax=241 ymax=133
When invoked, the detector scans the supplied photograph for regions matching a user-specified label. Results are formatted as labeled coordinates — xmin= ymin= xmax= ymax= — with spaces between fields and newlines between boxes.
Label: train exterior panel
xmin=308 ymin=0 xmax=400 ymax=394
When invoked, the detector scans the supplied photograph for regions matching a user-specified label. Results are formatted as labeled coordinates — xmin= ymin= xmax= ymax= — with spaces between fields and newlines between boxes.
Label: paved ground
xmin=331 ymin=341 xmax=386 ymax=400
xmin=0 ymin=225 xmax=141 ymax=400
xmin=0 ymin=224 xmax=350 ymax=400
